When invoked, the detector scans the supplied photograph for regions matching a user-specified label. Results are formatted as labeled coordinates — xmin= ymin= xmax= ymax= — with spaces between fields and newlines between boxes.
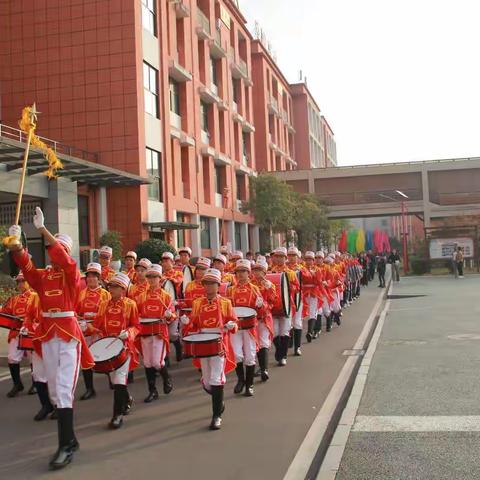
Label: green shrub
xmin=410 ymin=257 xmax=429 ymax=275
xmin=99 ymin=231 xmax=123 ymax=260
xmin=135 ymin=239 xmax=176 ymax=264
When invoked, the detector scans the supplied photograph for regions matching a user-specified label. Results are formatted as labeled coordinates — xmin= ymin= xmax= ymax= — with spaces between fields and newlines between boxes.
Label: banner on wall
xmin=429 ymin=237 xmax=474 ymax=259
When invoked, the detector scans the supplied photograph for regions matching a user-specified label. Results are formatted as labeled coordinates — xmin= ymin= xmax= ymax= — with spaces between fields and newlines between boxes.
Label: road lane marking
xmin=283 ymin=281 xmax=389 ymax=480
xmin=0 ymin=368 xmax=29 ymax=382
xmin=353 ymin=415 xmax=480 ymax=432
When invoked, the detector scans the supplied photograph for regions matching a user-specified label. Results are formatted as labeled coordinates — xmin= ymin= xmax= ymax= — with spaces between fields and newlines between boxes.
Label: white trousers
xmin=168 ymin=319 xmax=180 ymax=340
xmin=306 ymin=297 xmax=318 ymax=319
xmin=109 ymin=356 xmax=131 ymax=385
xmin=257 ymin=322 xmax=271 ymax=349
xmin=318 ymin=298 xmax=331 ymax=317
xmin=273 ymin=316 xmax=291 ymax=337
xmin=8 ymin=337 xmax=27 ymax=363
xmin=32 ymin=351 xmax=47 ymax=383
xmin=230 ymin=330 xmax=257 ymax=366
xmin=42 ymin=336 xmax=81 ymax=408
xmin=330 ymin=290 xmax=342 ymax=314
xmin=292 ymin=301 xmax=304 ymax=329
xmin=200 ymin=355 xmax=225 ymax=389
xmin=141 ymin=336 xmax=167 ymax=369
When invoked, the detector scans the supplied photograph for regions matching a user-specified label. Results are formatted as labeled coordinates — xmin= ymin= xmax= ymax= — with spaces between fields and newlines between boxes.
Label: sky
xmin=239 ymin=0 xmax=480 ymax=166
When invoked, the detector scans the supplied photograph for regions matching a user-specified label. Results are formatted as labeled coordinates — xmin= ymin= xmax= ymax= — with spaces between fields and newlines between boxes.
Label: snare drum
xmin=90 ymin=337 xmax=128 ymax=374
xmin=0 ymin=313 xmax=22 ymax=331
xmin=17 ymin=335 xmax=34 ymax=351
xmin=183 ymin=333 xmax=224 ymax=358
xmin=233 ymin=306 xmax=257 ymax=330
xmin=266 ymin=273 xmax=291 ymax=317
xmin=181 ymin=265 xmax=194 ymax=297
xmin=139 ymin=317 xmax=163 ymax=336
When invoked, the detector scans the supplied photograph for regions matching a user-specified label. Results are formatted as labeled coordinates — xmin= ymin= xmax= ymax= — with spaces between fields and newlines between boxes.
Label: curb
xmin=0 ymin=356 xmax=30 ymax=368
xmin=283 ymin=280 xmax=391 ymax=480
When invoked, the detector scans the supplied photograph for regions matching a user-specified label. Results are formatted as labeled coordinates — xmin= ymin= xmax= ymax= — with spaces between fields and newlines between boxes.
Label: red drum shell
xmin=90 ymin=337 xmax=128 ymax=374
xmin=18 ymin=335 xmax=34 ymax=351
xmin=0 ymin=313 xmax=22 ymax=331
xmin=139 ymin=318 xmax=163 ymax=336
xmin=233 ymin=306 xmax=257 ymax=330
xmin=266 ymin=273 xmax=291 ymax=317
xmin=182 ymin=333 xmax=224 ymax=358
xmin=238 ymin=317 xmax=257 ymax=330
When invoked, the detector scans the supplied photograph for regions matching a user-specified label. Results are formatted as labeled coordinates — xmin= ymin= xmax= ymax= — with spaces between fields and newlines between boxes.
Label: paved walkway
xmin=325 ymin=275 xmax=480 ymax=480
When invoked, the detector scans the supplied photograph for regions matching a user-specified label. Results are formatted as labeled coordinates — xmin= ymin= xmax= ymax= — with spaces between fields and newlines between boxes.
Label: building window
xmin=177 ymin=212 xmax=186 ymax=246
xmin=215 ymin=165 xmax=223 ymax=193
xmin=234 ymin=222 xmax=241 ymax=250
xmin=200 ymin=216 xmax=211 ymax=249
xmin=77 ymin=195 xmax=90 ymax=246
xmin=210 ymin=57 xmax=217 ymax=86
xmin=143 ymin=62 xmax=159 ymax=117
xmin=141 ymin=0 xmax=156 ymax=36
xmin=146 ymin=147 xmax=162 ymax=201
xmin=200 ymin=101 xmax=209 ymax=133
xmin=169 ymin=79 xmax=180 ymax=115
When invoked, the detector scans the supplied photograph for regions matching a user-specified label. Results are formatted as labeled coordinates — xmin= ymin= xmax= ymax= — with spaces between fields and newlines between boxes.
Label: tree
xmin=241 ymin=174 xmax=297 ymax=246
xmin=99 ymin=231 xmax=123 ymax=261
xmin=135 ymin=238 xmax=176 ymax=264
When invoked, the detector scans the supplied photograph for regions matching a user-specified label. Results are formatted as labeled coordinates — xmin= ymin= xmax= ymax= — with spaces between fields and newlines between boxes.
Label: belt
xmin=303 ymin=284 xmax=315 ymax=288
xmin=140 ymin=317 xmax=163 ymax=322
xmin=83 ymin=312 xmax=96 ymax=317
xmin=42 ymin=311 xmax=75 ymax=318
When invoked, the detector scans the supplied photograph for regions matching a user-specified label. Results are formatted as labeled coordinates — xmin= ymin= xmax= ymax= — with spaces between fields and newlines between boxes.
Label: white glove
xmin=79 ymin=321 xmax=87 ymax=332
xmin=255 ymin=296 xmax=264 ymax=308
xmin=165 ymin=309 xmax=172 ymax=319
xmin=8 ymin=224 xmax=21 ymax=239
xmin=33 ymin=207 xmax=45 ymax=229
xmin=180 ymin=315 xmax=190 ymax=325
xmin=263 ymin=280 xmax=272 ymax=289
xmin=118 ymin=330 xmax=129 ymax=340
xmin=225 ymin=321 xmax=236 ymax=331
xmin=323 ymin=281 xmax=328 ymax=286
xmin=19 ymin=326 xmax=29 ymax=336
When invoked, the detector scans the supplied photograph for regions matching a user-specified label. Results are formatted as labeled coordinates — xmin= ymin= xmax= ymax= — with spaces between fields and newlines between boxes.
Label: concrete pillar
xmin=226 ymin=220 xmax=235 ymax=250
xmin=421 ymin=169 xmax=431 ymax=228
xmin=240 ymin=222 xmax=249 ymax=252
xmin=210 ymin=217 xmax=220 ymax=254
xmin=308 ymin=170 xmax=315 ymax=194
xmin=191 ymin=213 xmax=201 ymax=256
xmin=97 ymin=186 xmax=108 ymax=236
xmin=251 ymin=225 xmax=260 ymax=253
xmin=43 ymin=179 xmax=80 ymax=262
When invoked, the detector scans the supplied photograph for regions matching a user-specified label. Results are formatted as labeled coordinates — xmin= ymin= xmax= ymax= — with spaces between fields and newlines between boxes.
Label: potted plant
xmin=135 ymin=238 xmax=176 ymax=264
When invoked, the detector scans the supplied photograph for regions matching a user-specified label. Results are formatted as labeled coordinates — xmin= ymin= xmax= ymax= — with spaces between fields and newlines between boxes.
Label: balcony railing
xmin=215 ymin=192 xmax=223 ymax=208
xmin=238 ymin=58 xmax=248 ymax=78
xmin=196 ymin=9 xmax=210 ymax=39
xmin=268 ymin=96 xmax=279 ymax=114
xmin=170 ymin=111 xmax=181 ymax=129
xmin=201 ymin=129 xmax=210 ymax=145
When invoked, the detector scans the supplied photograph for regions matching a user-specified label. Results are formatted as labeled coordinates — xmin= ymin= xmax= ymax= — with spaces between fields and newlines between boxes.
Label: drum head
xmin=90 ymin=337 xmax=124 ymax=362
xmin=183 ymin=333 xmax=221 ymax=343
xmin=140 ymin=318 xmax=160 ymax=324
xmin=163 ymin=279 xmax=177 ymax=299
xmin=281 ymin=273 xmax=291 ymax=316
xmin=233 ymin=306 xmax=257 ymax=319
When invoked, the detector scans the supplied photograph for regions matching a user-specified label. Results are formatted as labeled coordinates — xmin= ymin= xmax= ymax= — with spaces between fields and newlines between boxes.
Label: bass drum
xmin=294 ymin=270 xmax=303 ymax=311
xmin=181 ymin=265 xmax=194 ymax=298
xmin=266 ymin=272 xmax=291 ymax=317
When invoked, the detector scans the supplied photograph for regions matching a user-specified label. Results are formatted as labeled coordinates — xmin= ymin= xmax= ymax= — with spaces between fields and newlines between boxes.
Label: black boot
xmin=273 ymin=337 xmax=281 ymax=362
xmin=244 ymin=365 xmax=255 ymax=397
xmin=109 ymin=385 xmax=125 ymax=429
xmin=313 ymin=315 xmax=322 ymax=339
xmin=326 ymin=314 xmax=333 ymax=332
xmin=173 ymin=339 xmax=183 ymax=362
xmin=209 ymin=385 xmax=224 ymax=430
xmin=123 ymin=386 xmax=133 ymax=416
xmin=80 ymin=369 xmax=96 ymax=400
xmin=28 ymin=382 xmax=37 ymax=395
xmin=334 ymin=312 xmax=342 ymax=326
xmin=49 ymin=408 xmax=77 ymax=470
xmin=143 ymin=368 xmax=159 ymax=403
xmin=233 ymin=362 xmax=245 ymax=394
xmin=278 ymin=336 xmax=289 ymax=366
xmin=127 ymin=371 xmax=134 ymax=384
xmin=293 ymin=328 xmax=302 ymax=356
xmin=306 ymin=318 xmax=315 ymax=343
xmin=159 ymin=366 xmax=173 ymax=394
xmin=7 ymin=363 xmax=24 ymax=398
xmin=288 ymin=328 xmax=294 ymax=348
xmin=34 ymin=382 xmax=54 ymax=421
xmin=258 ymin=348 xmax=269 ymax=382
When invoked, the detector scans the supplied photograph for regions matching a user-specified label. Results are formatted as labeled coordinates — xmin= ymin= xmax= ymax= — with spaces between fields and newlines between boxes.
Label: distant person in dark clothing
xmin=388 ymin=249 xmax=401 ymax=281
xmin=359 ymin=253 xmax=369 ymax=286
xmin=367 ymin=250 xmax=376 ymax=281
xmin=453 ymin=247 xmax=464 ymax=278
xmin=377 ymin=254 xmax=387 ymax=287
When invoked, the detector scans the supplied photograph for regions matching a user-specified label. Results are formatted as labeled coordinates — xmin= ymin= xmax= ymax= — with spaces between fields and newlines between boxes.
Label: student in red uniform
xmin=76 ymin=262 xmax=111 ymax=400
xmin=128 ymin=258 xmax=151 ymax=302
xmin=181 ymin=268 xmax=238 ymax=430
xmin=251 ymin=257 xmax=277 ymax=381
xmin=226 ymin=250 xmax=242 ymax=273
xmin=178 ymin=246 xmax=192 ymax=267
xmin=89 ymin=272 xmax=139 ymax=429
xmin=213 ymin=253 xmax=235 ymax=284
xmin=136 ymin=264 xmax=175 ymax=402
xmin=287 ymin=246 xmax=304 ymax=356
xmin=7 ymin=207 xmax=94 ymax=470
xmin=99 ymin=246 xmax=116 ymax=286
xmin=123 ymin=251 xmax=137 ymax=281
xmin=182 ymin=257 xmax=211 ymax=307
xmin=228 ymin=259 xmax=265 ymax=397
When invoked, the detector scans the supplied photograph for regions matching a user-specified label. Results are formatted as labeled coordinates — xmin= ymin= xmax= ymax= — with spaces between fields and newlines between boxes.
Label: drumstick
xmin=106 ymin=337 xmax=118 ymax=349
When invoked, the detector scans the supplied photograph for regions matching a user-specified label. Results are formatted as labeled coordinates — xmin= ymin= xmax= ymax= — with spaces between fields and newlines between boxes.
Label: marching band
xmin=0 ymin=207 xmax=366 ymax=470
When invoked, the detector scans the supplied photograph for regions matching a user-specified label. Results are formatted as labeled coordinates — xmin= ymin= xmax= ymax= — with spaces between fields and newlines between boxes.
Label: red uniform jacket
xmin=2 ymin=289 xmax=39 ymax=341
xmin=101 ymin=265 xmax=116 ymax=285
xmin=92 ymin=297 xmax=140 ymax=370
xmin=13 ymin=243 xmax=94 ymax=369
xmin=162 ymin=268 xmax=183 ymax=298
xmin=76 ymin=286 xmax=111 ymax=335
xmin=124 ymin=268 xmax=136 ymax=283
xmin=185 ymin=296 xmax=238 ymax=374
xmin=128 ymin=279 xmax=149 ymax=304
xmin=251 ymin=278 xmax=276 ymax=338
xmin=182 ymin=279 xmax=206 ymax=309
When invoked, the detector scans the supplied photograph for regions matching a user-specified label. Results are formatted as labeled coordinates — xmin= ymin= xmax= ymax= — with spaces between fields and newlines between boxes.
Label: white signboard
xmin=429 ymin=237 xmax=474 ymax=259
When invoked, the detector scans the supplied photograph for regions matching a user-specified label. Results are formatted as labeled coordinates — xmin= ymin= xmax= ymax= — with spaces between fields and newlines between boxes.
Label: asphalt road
xmin=336 ymin=275 xmax=480 ymax=480
xmin=0 ymin=282 xmax=383 ymax=480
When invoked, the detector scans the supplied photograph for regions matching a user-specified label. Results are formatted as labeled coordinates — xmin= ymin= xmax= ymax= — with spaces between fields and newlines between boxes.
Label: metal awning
xmin=144 ymin=221 xmax=200 ymax=231
xmin=0 ymin=123 xmax=151 ymax=187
